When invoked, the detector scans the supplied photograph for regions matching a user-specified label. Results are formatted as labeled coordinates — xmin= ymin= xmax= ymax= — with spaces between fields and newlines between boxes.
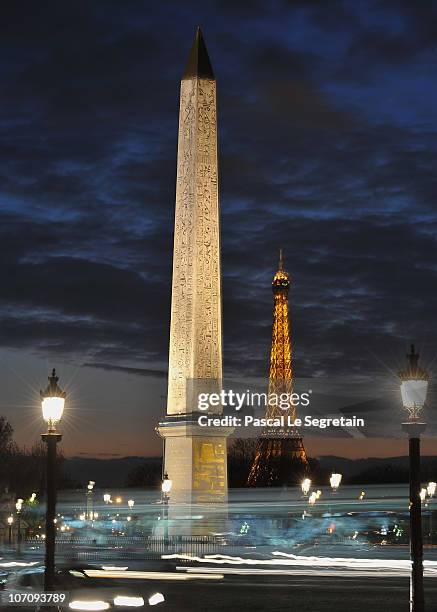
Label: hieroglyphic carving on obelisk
xmin=167 ymin=27 xmax=222 ymax=416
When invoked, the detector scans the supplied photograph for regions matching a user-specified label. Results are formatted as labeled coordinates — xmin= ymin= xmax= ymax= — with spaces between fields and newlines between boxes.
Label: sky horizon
xmin=1 ymin=1 xmax=437 ymax=458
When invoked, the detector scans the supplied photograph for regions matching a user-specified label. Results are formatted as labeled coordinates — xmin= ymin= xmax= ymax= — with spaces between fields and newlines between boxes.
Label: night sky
xmin=1 ymin=1 xmax=437 ymax=458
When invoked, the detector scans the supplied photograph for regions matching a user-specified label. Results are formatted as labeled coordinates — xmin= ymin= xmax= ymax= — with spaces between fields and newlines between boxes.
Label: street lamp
xmin=15 ymin=498 xmax=23 ymax=552
xmin=128 ymin=499 xmax=135 ymax=509
xmin=162 ymin=473 xmax=172 ymax=496
xmin=301 ymin=478 xmax=311 ymax=497
xmin=86 ymin=481 xmax=95 ymax=520
xmin=161 ymin=472 xmax=172 ymax=547
xmin=400 ymin=345 xmax=428 ymax=612
xmin=103 ymin=493 xmax=111 ymax=504
xmin=41 ymin=368 xmax=65 ymax=592
xmin=308 ymin=492 xmax=317 ymax=506
xmin=7 ymin=515 xmax=13 ymax=545
xmin=330 ymin=472 xmax=342 ymax=493
xmin=427 ymin=482 xmax=436 ymax=498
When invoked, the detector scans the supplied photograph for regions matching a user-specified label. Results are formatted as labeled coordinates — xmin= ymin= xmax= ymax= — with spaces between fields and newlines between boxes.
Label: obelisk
xmin=157 ymin=28 xmax=232 ymax=513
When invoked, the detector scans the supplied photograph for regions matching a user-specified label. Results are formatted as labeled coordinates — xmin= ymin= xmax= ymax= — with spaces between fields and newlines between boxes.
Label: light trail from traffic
xmin=161 ymin=553 xmax=437 ymax=578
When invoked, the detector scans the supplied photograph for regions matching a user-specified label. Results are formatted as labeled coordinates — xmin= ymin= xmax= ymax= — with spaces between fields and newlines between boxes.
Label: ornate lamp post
xmin=400 ymin=345 xmax=428 ymax=612
xmin=40 ymin=368 xmax=65 ymax=592
xmin=161 ymin=472 xmax=172 ymax=547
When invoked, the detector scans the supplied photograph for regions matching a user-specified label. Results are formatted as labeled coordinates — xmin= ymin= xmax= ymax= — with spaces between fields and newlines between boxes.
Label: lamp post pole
xmin=399 ymin=345 xmax=428 ymax=612
xmin=40 ymin=368 xmax=66 ymax=593
xmin=402 ymin=422 xmax=426 ymax=612
xmin=17 ymin=513 xmax=21 ymax=552
xmin=42 ymin=431 xmax=62 ymax=592
xmin=163 ymin=495 xmax=169 ymax=548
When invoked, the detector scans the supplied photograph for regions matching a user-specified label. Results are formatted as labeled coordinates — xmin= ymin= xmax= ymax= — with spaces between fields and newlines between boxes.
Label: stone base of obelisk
xmin=156 ymin=417 xmax=233 ymax=536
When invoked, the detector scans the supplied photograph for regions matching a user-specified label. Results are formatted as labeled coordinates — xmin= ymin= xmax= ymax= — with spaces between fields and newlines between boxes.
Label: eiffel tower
xmin=247 ymin=250 xmax=309 ymax=486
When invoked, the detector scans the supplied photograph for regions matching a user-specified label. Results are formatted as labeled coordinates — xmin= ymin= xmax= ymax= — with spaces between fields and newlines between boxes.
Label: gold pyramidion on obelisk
xmin=157 ymin=28 xmax=232 ymax=516
xmin=247 ymin=250 xmax=309 ymax=486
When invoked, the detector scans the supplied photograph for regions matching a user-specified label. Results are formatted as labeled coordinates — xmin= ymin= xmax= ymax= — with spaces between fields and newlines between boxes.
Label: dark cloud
xmin=0 ymin=0 xmax=436 ymax=393
xmin=83 ymin=362 xmax=166 ymax=378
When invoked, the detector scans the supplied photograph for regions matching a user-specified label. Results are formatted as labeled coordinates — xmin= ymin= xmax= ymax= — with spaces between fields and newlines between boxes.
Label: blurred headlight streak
xmin=69 ymin=602 xmax=109 ymax=611
xmin=83 ymin=569 xmax=223 ymax=580
xmin=113 ymin=595 xmax=144 ymax=607
xmin=0 ymin=561 xmax=38 ymax=567
xmin=148 ymin=593 xmax=165 ymax=606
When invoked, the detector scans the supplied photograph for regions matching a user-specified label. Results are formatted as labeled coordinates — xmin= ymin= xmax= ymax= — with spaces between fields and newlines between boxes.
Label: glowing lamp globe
xmin=399 ymin=346 xmax=428 ymax=421
xmin=330 ymin=472 xmax=342 ymax=491
xmin=42 ymin=397 xmax=65 ymax=425
xmin=427 ymin=482 xmax=436 ymax=497
xmin=40 ymin=369 xmax=66 ymax=431
xmin=301 ymin=478 xmax=311 ymax=496
xmin=128 ymin=499 xmax=135 ymax=509
xmin=401 ymin=380 xmax=428 ymax=410
xmin=162 ymin=472 xmax=172 ymax=494
xmin=7 ymin=515 xmax=13 ymax=525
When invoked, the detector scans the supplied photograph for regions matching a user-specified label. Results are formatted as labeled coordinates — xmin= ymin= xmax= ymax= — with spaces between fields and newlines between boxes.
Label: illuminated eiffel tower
xmin=247 ymin=250 xmax=309 ymax=486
